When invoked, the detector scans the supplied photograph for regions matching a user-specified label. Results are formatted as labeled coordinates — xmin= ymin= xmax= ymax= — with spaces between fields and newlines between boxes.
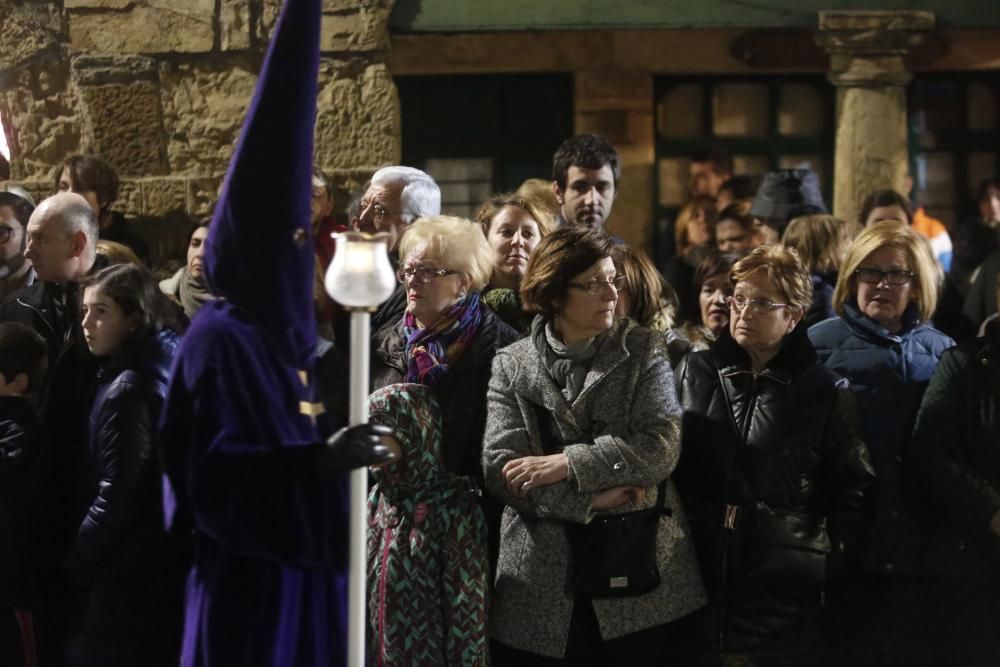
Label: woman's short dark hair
xmin=716 ymin=201 xmax=754 ymax=232
xmin=189 ymin=217 xmax=211 ymax=245
xmin=55 ymin=154 xmax=120 ymax=212
xmin=520 ymin=226 xmax=614 ymax=317
xmin=79 ymin=263 xmax=165 ymax=341
xmin=977 ymin=177 xmax=1000 ymax=204
xmin=859 ymin=189 xmax=912 ymax=226
xmin=693 ymin=251 xmax=739 ymax=293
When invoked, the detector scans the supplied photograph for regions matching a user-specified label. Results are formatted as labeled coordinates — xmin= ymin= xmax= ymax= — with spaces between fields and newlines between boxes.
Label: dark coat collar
xmin=709 ymin=324 xmax=817 ymax=384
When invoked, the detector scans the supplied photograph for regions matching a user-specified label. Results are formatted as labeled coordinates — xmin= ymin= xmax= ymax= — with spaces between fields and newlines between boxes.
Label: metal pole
xmin=347 ymin=309 xmax=370 ymax=667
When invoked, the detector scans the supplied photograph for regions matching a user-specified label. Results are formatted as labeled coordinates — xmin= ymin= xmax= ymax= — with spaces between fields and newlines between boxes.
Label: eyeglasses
xmin=854 ymin=267 xmax=914 ymax=286
xmin=361 ymin=200 xmax=393 ymax=224
xmin=726 ymin=295 xmax=792 ymax=315
xmin=396 ymin=266 xmax=458 ymax=285
xmin=0 ymin=226 xmax=13 ymax=244
xmin=568 ymin=275 xmax=626 ymax=295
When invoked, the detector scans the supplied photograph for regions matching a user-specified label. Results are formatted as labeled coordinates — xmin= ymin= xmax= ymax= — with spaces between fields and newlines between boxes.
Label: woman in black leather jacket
xmin=63 ymin=263 xmax=186 ymax=666
xmin=674 ymin=245 xmax=875 ymax=666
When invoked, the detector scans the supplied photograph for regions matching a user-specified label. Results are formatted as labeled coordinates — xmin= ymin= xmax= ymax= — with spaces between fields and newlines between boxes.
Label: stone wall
xmin=0 ymin=0 xmax=401 ymax=265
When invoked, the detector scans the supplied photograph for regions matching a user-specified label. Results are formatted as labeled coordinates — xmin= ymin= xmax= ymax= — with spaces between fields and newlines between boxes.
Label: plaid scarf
xmin=403 ymin=292 xmax=482 ymax=386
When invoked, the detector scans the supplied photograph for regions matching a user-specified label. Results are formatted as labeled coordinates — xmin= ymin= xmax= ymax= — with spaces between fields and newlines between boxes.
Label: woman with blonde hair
xmin=808 ymin=220 xmax=954 ymax=666
xmin=372 ymin=215 xmax=521 ymax=487
xmin=675 ymin=245 xmax=873 ymax=665
xmin=476 ymin=193 xmax=556 ymax=333
xmin=782 ymin=214 xmax=860 ymax=328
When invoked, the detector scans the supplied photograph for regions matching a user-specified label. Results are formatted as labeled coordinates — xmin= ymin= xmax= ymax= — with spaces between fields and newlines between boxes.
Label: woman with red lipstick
xmin=808 ymin=221 xmax=953 ymax=666
xmin=476 ymin=193 xmax=555 ymax=333
xmin=674 ymin=245 xmax=874 ymax=666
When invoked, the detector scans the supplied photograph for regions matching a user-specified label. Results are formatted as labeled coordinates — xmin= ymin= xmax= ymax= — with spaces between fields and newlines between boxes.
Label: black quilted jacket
xmin=675 ymin=327 xmax=875 ymax=654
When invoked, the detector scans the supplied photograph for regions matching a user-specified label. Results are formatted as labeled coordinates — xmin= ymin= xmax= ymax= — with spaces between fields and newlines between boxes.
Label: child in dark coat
xmin=0 ymin=322 xmax=48 ymax=667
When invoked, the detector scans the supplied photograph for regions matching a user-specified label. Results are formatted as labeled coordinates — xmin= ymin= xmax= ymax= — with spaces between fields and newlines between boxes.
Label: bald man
xmin=0 ymin=191 xmax=102 ymax=667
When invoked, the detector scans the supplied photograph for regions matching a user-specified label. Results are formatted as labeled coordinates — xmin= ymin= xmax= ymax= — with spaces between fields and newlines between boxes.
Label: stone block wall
xmin=0 ymin=0 xmax=401 ymax=265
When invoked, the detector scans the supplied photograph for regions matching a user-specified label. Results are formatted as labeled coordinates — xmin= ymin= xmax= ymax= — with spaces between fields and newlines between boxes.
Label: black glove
xmin=320 ymin=423 xmax=398 ymax=473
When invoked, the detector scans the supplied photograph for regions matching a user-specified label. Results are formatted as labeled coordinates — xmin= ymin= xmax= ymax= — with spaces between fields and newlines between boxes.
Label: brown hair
xmin=476 ymin=193 xmax=556 ymax=238
xmin=79 ymin=263 xmax=165 ymax=343
xmin=611 ymin=244 xmax=675 ymax=328
xmin=716 ymin=201 xmax=754 ymax=232
xmin=55 ymin=154 xmax=120 ymax=213
xmin=782 ymin=214 xmax=860 ymax=274
xmin=731 ymin=245 xmax=813 ymax=312
xmin=520 ymin=226 xmax=614 ymax=317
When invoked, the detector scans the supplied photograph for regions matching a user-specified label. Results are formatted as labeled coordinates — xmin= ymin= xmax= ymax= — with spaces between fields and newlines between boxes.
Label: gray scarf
xmin=175 ymin=268 xmax=217 ymax=319
xmin=530 ymin=315 xmax=599 ymax=402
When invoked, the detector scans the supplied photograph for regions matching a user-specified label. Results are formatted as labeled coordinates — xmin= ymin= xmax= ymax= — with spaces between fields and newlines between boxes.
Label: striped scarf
xmin=403 ymin=292 xmax=482 ymax=386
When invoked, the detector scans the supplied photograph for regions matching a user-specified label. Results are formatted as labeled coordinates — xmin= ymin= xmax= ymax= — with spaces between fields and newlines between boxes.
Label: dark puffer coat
xmin=675 ymin=327 xmax=874 ymax=661
xmin=808 ymin=301 xmax=954 ymax=573
xmin=906 ymin=319 xmax=1000 ymax=583
xmin=63 ymin=330 xmax=187 ymax=666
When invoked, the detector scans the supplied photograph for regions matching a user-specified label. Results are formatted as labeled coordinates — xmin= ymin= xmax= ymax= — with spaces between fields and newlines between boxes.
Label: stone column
xmin=574 ymin=70 xmax=654 ymax=251
xmin=816 ymin=11 xmax=934 ymax=225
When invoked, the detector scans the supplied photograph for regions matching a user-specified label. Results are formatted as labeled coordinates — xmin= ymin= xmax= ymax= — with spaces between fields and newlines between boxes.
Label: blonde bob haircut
xmin=782 ymin=214 xmax=860 ymax=274
xmin=731 ymin=245 xmax=813 ymax=313
xmin=397 ymin=215 xmax=494 ymax=293
xmin=832 ymin=220 xmax=938 ymax=322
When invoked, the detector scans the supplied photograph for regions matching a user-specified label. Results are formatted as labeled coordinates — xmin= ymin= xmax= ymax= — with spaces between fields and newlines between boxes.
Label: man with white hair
xmin=358 ymin=166 xmax=441 ymax=332
xmin=356 ymin=165 xmax=441 ymax=254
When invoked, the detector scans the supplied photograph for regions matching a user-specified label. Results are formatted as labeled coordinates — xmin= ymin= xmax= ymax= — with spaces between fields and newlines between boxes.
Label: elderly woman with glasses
xmin=807 ymin=221 xmax=954 ymax=666
xmin=483 ymin=226 xmax=705 ymax=666
xmin=372 ymin=215 xmax=521 ymax=490
xmin=674 ymin=245 xmax=874 ymax=666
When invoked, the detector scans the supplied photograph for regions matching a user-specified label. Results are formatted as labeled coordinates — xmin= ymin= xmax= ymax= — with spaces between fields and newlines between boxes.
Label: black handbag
xmin=565 ymin=479 xmax=671 ymax=598
xmin=533 ymin=404 xmax=672 ymax=598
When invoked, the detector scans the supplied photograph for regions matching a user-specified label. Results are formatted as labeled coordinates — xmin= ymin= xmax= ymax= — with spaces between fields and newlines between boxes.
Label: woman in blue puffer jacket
xmin=63 ymin=263 xmax=187 ymax=667
xmin=808 ymin=220 xmax=954 ymax=667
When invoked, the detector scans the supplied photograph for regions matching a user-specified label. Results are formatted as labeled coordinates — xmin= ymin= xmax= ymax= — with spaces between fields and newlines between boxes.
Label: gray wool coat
xmin=482 ymin=317 xmax=706 ymax=658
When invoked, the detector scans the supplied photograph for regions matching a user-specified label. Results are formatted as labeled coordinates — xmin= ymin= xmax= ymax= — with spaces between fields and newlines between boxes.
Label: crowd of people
xmin=0 ymin=126 xmax=998 ymax=667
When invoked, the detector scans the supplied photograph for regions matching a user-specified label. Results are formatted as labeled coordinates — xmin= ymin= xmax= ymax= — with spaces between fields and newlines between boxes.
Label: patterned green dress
xmin=367 ymin=383 xmax=490 ymax=666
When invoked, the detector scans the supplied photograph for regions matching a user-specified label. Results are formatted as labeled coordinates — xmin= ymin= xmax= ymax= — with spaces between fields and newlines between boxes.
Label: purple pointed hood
xmin=204 ymin=0 xmax=321 ymax=367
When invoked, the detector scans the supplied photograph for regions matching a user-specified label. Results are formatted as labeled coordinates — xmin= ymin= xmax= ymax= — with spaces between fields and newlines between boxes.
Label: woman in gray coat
xmin=483 ymin=227 xmax=706 ymax=666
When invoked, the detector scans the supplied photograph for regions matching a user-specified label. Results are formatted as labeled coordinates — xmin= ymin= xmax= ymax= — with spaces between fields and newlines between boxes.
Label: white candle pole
xmin=324 ymin=232 xmax=396 ymax=667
